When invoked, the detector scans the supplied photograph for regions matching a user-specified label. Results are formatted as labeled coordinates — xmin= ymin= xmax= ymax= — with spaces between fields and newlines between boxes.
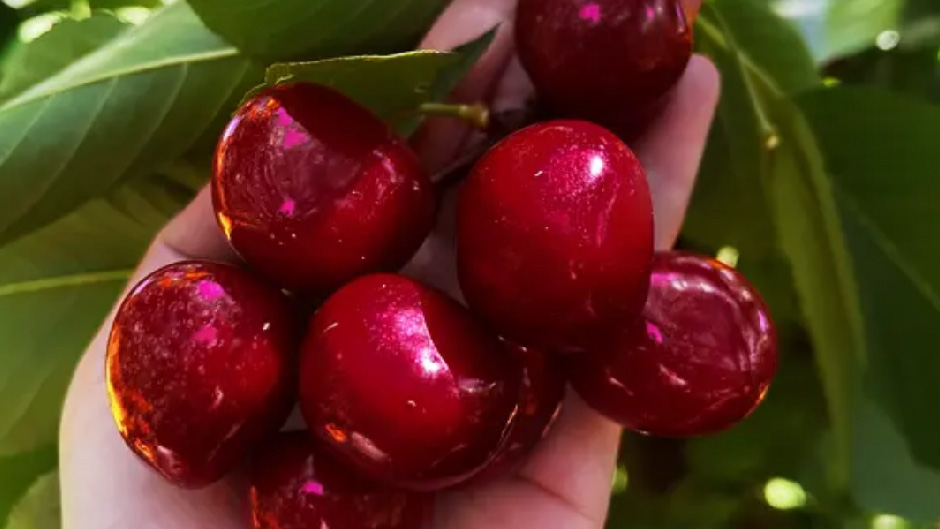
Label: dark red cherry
xmin=106 ymin=261 xmax=298 ymax=487
xmin=569 ymin=251 xmax=778 ymax=437
xmin=474 ymin=342 xmax=565 ymax=481
xmin=457 ymin=120 xmax=654 ymax=353
xmin=212 ymin=82 xmax=435 ymax=297
xmin=248 ymin=432 xmax=429 ymax=529
xmin=516 ymin=0 xmax=693 ymax=136
xmin=299 ymin=274 xmax=519 ymax=491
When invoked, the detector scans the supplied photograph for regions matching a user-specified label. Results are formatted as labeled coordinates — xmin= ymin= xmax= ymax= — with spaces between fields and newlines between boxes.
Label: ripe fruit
xmin=299 ymin=274 xmax=519 ymax=491
xmin=212 ymin=82 xmax=435 ymax=297
xmin=516 ymin=0 xmax=693 ymax=136
xmin=475 ymin=343 xmax=565 ymax=481
xmin=569 ymin=251 xmax=778 ymax=437
xmin=106 ymin=261 xmax=298 ymax=487
xmin=457 ymin=120 xmax=654 ymax=353
xmin=249 ymin=432 xmax=429 ymax=529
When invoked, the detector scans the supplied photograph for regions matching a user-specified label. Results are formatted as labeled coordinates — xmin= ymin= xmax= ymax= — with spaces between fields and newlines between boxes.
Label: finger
xmin=634 ymin=54 xmax=721 ymax=248
xmin=489 ymin=55 xmax=534 ymax=115
xmin=412 ymin=0 xmax=517 ymax=172
xmin=158 ymin=187 xmax=238 ymax=262
xmin=515 ymin=54 xmax=721 ymax=521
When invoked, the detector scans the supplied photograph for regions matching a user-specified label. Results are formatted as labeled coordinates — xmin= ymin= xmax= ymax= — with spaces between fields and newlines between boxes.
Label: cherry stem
xmin=418 ymin=103 xmax=491 ymax=130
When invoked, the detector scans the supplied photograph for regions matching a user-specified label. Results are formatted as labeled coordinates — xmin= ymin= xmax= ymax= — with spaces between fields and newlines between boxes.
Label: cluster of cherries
xmin=105 ymin=1 xmax=777 ymax=528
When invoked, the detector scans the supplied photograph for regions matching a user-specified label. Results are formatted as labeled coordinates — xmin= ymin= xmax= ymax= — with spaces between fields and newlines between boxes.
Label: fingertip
xmin=687 ymin=53 xmax=722 ymax=100
xmin=490 ymin=55 xmax=535 ymax=115
xmin=158 ymin=187 xmax=239 ymax=263
xmin=635 ymin=53 xmax=721 ymax=249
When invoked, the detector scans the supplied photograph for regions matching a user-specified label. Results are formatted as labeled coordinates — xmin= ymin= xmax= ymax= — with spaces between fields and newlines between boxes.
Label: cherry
xmin=474 ymin=342 xmax=565 ymax=481
xmin=299 ymin=274 xmax=519 ymax=491
xmin=457 ymin=120 xmax=654 ymax=353
xmin=248 ymin=432 xmax=429 ymax=529
xmin=212 ymin=82 xmax=435 ymax=297
xmin=569 ymin=251 xmax=778 ymax=437
xmin=106 ymin=261 xmax=299 ymax=487
xmin=516 ymin=0 xmax=693 ymax=137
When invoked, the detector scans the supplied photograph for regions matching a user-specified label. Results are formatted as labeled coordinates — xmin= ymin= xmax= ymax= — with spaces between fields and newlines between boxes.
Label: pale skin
xmin=59 ymin=0 xmax=720 ymax=527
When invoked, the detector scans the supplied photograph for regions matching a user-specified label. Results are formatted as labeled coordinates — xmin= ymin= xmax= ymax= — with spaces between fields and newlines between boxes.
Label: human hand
xmin=59 ymin=1 xmax=719 ymax=527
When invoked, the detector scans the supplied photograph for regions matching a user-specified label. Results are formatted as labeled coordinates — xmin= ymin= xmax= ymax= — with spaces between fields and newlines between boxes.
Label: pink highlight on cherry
xmin=278 ymin=198 xmax=296 ymax=217
xmin=192 ymin=324 xmax=219 ymax=344
xmin=197 ymin=279 xmax=225 ymax=300
xmin=300 ymin=481 xmax=325 ymax=496
xmin=579 ymin=2 xmax=602 ymax=23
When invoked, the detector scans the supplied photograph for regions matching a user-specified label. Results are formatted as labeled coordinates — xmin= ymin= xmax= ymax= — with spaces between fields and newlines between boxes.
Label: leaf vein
xmin=837 ymin=186 xmax=940 ymax=315
xmin=0 ymin=269 xmax=130 ymax=297
xmin=5 ymin=77 xmax=120 ymax=237
xmin=2 ymin=49 xmax=239 ymax=113
xmin=106 ymin=63 xmax=190 ymax=186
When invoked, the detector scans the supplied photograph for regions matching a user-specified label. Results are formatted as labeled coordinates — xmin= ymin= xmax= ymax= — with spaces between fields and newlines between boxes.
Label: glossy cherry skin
xmin=569 ymin=251 xmax=778 ymax=437
xmin=516 ymin=0 xmax=693 ymax=136
xmin=212 ymin=82 xmax=435 ymax=297
xmin=474 ymin=342 xmax=566 ymax=481
xmin=248 ymin=432 xmax=429 ymax=529
xmin=299 ymin=274 xmax=520 ymax=491
xmin=106 ymin=261 xmax=299 ymax=488
xmin=457 ymin=120 xmax=654 ymax=353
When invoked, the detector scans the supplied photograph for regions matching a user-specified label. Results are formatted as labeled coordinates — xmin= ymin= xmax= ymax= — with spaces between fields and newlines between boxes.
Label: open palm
xmin=59 ymin=1 xmax=719 ymax=527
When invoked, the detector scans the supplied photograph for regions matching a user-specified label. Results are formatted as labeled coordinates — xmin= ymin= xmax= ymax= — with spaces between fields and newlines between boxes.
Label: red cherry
xmin=474 ymin=343 xmax=565 ymax=481
xmin=106 ymin=261 xmax=299 ymax=487
xmin=212 ymin=82 xmax=435 ymax=297
xmin=569 ymin=251 xmax=778 ymax=437
xmin=516 ymin=0 xmax=693 ymax=136
xmin=299 ymin=274 xmax=519 ymax=491
xmin=248 ymin=432 xmax=429 ymax=529
xmin=457 ymin=120 xmax=654 ymax=353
